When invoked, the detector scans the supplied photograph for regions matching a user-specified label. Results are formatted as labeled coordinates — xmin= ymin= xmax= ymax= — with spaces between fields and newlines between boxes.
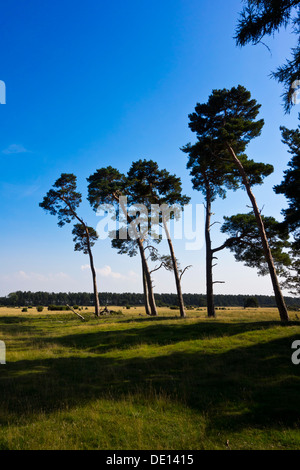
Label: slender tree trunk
xmin=142 ymin=262 xmax=151 ymax=316
xmin=226 ymin=143 xmax=289 ymax=323
xmin=137 ymin=239 xmax=158 ymax=316
xmin=67 ymin=304 xmax=85 ymax=321
xmin=162 ymin=218 xmax=186 ymax=318
xmin=204 ymin=184 xmax=216 ymax=318
xmin=85 ymin=227 xmax=101 ymax=317
xmin=118 ymin=196 xmax=158 ymax=317
xmin=59 ymin=195 xmax=101 ymax=318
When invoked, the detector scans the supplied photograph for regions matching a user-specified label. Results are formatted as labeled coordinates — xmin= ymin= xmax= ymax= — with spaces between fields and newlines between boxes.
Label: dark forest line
xmin=1 ymin=291 xmax=299 ymax=308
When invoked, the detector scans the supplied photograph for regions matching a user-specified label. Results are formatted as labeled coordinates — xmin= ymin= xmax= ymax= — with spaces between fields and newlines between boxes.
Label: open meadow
xmin=0 ymin=306 xmax=300 ymax=450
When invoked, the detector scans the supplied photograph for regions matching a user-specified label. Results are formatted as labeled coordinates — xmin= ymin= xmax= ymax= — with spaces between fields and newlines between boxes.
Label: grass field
xmin=0 ymin=306 xmax=300 ymax=450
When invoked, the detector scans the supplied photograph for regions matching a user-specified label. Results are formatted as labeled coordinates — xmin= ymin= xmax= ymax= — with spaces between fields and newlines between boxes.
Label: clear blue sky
xmin=0 ymin=0 xmax=299 ymax=297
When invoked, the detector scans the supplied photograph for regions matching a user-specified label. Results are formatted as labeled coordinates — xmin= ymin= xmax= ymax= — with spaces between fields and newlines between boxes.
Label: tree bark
xmin=142 ymin=262 xmax=151 ymax=316
xmin=162 ymin=218 xmax=186 ymax=318
xmin=85 ymin=226 xmax=101 ymax=317
xmin=117 ymin=196 xmax=158 ymax=317
xmin=204 ymin=182 xmax=216 ymax=318
xmin=137 ymin=239 xmax=158 ymax=316
xmin=226 ymin=143 xmax=289 ymax=323
xmin=59 ymin=195 xmax=101 ymax=318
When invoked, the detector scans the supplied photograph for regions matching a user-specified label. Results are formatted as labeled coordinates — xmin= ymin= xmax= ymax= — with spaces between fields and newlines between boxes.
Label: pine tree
xmin=183 ymin=138 xmax=276 ymax=317
xmin=274 ymin=123 xmax=300 ymax=249
xmin=87 ymin=166 xmax=158 ymax=316
xmin=127 ymin=159 xmax=190 ymax=318
xmin=235 ymin=0 xmax=300 ymax=111
xmin=187 ymin=85 xmax=290 ymax=322
xmin=39 ymin=173 xmax=101 ymax=317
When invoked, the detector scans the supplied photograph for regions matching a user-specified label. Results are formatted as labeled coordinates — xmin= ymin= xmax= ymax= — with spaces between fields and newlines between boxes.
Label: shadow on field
xmin=45 ymin=321 xmax=283 ymax=353
xmin=0 ymin=316 xmax=38 ymax=336
xmin=0 ymin=321 xmax=300 ymax=433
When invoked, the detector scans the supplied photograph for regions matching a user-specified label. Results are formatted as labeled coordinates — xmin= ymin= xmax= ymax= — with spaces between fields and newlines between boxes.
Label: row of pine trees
xmin=40 ymin=86 xmax=299 ymax=323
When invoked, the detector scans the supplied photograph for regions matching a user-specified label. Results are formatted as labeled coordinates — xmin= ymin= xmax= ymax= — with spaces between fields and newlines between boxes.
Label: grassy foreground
xmin=0 ymin=306 xmax=300 ymax=450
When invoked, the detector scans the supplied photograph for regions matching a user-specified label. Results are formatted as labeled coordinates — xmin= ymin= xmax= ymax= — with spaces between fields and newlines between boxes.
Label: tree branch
xmin=179 ymin=265 xmax=192 ymax=281
xmin=209 ymin=221 xmax=221 ymax=228
xmin=66 ymin=304 xmax=85 ymax=321
xmin=150 ymin=262 xmax=164 ymax=274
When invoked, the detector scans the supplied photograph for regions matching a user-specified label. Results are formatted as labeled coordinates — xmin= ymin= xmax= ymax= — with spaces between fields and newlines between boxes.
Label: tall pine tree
xmin=187 ymin=85 xmax=290 ymax=322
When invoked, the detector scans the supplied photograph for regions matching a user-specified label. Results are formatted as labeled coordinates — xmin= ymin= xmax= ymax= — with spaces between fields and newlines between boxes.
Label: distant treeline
xmin=1 ymin=291 xmax=299 ymax=308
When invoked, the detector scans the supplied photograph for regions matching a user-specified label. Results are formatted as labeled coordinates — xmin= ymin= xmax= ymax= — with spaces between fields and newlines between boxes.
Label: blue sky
xmin=0 ymin=0 xmax=299 ymax=297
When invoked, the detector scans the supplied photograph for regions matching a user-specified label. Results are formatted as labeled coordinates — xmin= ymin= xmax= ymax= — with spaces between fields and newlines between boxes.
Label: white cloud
xmin=0 ymin=266 xmax=140 ymax=297
xmin=81 ymin=264 xmax=90 ymax=271
xmin=2 ymin=144 xmax=29 ymax=155
xmin=81 ymin=264 xmax=138 ymax=281
xmin=98 ymin=265 xmax=122 ymax=279
xmin=18 ymin=270 xmax=31 ymax=280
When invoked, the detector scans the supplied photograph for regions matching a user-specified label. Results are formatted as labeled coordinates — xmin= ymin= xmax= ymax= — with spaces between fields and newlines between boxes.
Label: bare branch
xmin=66 ymin=304 xmax=85 ymax=321
xmin=150 ymin=262 xmax=164 ymax=274
xmin=179 ymin=265 xmax=192 ymax=281
xmin=209 ymin=221 xmax=221 ymax=228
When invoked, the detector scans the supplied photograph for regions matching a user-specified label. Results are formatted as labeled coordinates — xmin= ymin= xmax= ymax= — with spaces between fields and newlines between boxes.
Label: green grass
xmin=0 ymin=306 xmax=300 ymax=450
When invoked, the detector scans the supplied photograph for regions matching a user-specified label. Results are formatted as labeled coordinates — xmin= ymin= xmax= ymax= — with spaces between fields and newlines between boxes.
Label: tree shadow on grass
xmin=0 ymin=329 xmax=300 ymax=434
xmin=115 ymin=315 xmax=183 ymax=323
xmin=0 ymin=316 xmax=39 ymax=336
xmin=45 ymin=321 xmax=289 ymax=354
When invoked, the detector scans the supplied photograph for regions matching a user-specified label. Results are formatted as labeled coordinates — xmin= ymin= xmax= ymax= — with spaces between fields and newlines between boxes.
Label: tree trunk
xmin=85 ymin=227 xmax=101 ymax=318
xmin=66 ymin=304 xmax=85 ymax=321
xmin=204 ymin=184 xmax=216 ymax=318
xmin=142 ymin=263 xmax=151 ymax=316
xmin=59 ymin=196 xmax=101 ymax=318
xmin=137 ymin=239 xmax=158 ymax=316
xmin=118 ymin=196 xmax=158 ymax=317
xmin=226 ymin=144 xmax=289 ymax=323
xmin=162 ymin=218 xmax=186 ymax=318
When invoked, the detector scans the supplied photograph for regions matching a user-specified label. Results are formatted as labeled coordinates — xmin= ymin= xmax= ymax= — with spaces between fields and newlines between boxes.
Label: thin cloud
xmin=16 ymin=271 xmax=69 ymax=282
xmin=0 ymin=270 xmax=70 ymax=284
xmin=0 ymin=270 xmax=76 ymax=294
xmin=0 ymin=182 xmax=40 ymax=199
xmin=2 ymin=144 xmax=29 ymax=155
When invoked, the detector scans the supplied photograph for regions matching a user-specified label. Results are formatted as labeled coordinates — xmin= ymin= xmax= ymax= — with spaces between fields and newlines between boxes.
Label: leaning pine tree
xmin=39 ymin=173 xmax=101 ymax=317
xmin=182 ymin=139 xmax=277 ymax=317
xmin=187 ymin=85 xmax=290 ymax=322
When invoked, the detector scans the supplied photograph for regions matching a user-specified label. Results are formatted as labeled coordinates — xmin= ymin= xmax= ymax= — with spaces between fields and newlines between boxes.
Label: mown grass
xmin=0 ymin=306 xmax=300 ymax=450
